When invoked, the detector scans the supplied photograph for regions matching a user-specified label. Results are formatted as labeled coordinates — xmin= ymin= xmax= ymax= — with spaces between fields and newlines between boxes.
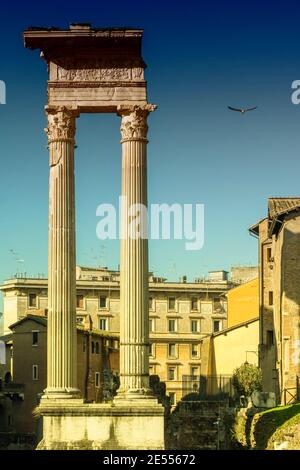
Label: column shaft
xmin=117 ymin=104 xmax=156 ymax=398
xmin=45 ymin=107 xmax=80 ymax=397
xmin=120 ymin=140 xmax=149 ymax=392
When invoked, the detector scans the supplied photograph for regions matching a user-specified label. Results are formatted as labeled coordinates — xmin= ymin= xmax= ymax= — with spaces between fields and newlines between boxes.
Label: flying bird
xmin=228 ymin=105 xmax=258 ymax=114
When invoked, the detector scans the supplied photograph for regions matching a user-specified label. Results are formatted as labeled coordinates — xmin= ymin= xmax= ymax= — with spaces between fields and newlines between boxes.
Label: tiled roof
xmin=268 ymin=198 xmax=300 ymax=219
xmin=0 ymin=333 xmax=13 ymax=343
xmin=249 ymin=217 xmax=267 ymax=235
xmin=9 ymin=314 xmax=119 ymax=339
xmin=9 ymin=314 xmax=47 ymax=330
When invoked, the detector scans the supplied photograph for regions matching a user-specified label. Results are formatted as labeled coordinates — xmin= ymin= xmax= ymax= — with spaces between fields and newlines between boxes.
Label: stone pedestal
xmin=36 ymin=402 xmax=165 ymax=450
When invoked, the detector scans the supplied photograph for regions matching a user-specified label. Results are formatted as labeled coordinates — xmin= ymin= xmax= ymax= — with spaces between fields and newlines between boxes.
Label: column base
xmin=35 ymin=402 xmax=165 ymax=450
xmin=40 ymin=387 xmax=82 ymax=402
xmin=114 ymin=388 xmax=159 ymax=406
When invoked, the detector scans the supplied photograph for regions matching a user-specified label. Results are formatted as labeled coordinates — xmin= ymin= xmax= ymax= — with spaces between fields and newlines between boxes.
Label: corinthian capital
xmin=118 ymin=104 xmax=157 ymax=142
xmin=45 ymin=106 xmax=79 ymax=143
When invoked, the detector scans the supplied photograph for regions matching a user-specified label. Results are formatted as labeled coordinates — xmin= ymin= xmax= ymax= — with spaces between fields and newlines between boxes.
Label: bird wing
xmin=228 ymin=106 xmax=243 ymax=112
xmin=244 ymin=106 xmax=258 ymax=112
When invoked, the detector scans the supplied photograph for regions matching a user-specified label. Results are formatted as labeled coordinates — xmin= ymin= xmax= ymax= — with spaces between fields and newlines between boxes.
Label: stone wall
xmin=0 ymin=432 xmax=36 ymax=450
xmin=166 ymin=400 xmax=228 ymax=450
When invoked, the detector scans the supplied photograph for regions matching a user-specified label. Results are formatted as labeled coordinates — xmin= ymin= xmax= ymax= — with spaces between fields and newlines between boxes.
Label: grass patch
xmin=251 ymin=403 xmax=300 ymax=449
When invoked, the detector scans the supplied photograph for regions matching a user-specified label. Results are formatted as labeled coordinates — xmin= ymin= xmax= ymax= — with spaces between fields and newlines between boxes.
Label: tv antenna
xmin=9 ymin=249 xmax=25 ymax=276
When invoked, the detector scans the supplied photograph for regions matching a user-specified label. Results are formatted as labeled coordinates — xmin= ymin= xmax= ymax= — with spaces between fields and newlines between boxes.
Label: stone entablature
xmin=24 ymin=25 xmax=148 ymax=111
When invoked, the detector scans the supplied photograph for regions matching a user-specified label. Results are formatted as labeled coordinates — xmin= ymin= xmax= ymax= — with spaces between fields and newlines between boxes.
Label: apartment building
xmin=0 ymin=266 xmax=233 ymax=405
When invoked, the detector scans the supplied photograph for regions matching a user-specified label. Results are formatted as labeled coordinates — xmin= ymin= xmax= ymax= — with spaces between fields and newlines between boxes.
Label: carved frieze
xmin=52 ymin=58 xmax=145 ymax=82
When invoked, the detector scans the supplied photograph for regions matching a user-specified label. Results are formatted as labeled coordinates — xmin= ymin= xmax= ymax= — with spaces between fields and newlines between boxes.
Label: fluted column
xmin=116 ymin=104 xmax=156 ymax=399
xmin=44 ymin=106 xmax=80 ymax=398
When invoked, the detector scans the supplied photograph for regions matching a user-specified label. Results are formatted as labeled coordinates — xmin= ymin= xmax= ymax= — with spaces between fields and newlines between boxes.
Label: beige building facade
xmin=250 ymin=198 xmax=300 ymax=404
xmin=1 ymin=266 xmax=232 ymax=405
xmin=201 ymin=318 xmax=259 ymax=378
xmin=2 ymin=314 xmax=119 ymax=434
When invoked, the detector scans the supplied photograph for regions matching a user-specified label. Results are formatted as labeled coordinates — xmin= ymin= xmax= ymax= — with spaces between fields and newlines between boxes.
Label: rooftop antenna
xmin=168 ymin=260 xmax=178 ymax=282
xmin=83 ymin=248 xmax=102 ymax=268
xmin=99 ymin=244 xmax=107 ymax=269
xmin=149 ymin=264 xmax=157 ymax=276
xmin=9 ymin=249 xmax=25 ymax=276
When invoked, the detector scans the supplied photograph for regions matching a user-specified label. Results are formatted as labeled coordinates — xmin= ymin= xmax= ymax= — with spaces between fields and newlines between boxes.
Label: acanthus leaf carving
xmin=45 ymin=107 xmax=79 ymax=143
xmin=118 ymin=104 xmax=157 ymax=142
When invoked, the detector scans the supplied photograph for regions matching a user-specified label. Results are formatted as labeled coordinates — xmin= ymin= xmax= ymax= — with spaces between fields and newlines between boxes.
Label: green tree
xmin=232 ymin=363 xmax=262 ymax=397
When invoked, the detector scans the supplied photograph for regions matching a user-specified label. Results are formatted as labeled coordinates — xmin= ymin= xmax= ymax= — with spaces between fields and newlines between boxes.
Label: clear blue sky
xmin=1 ymin=0 xmax=300 ymax=308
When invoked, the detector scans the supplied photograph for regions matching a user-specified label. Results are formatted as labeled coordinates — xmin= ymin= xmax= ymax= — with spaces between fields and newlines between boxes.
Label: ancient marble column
xmin=116 ymin=104 xmax=157 ymax=400
xmin=44 ymin=106 xmax=80 ymax=398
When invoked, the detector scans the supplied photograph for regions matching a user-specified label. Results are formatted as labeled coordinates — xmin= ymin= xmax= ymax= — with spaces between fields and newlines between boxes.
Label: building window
xmin=32 ymin=365 xmax=39 ymax=381
xmin=213 ymin=297 xmax=221 ymax=310
xmin=76 ymin=294 xmax=84 ymax=309
xmin=29 ymin=293 xmax=37 ymax=308
xmin=213 ymin=320 xmax=221 ymax=333
xmin=99 ymin=318 xmax=108 ymax=331
xmin=169 ymin=392 xmax=176 ymax=406
xmin=168 ymin=297 xmax=176 ymax=311
xmin=95 ymin=342 xmax=100 ymax=354
xmin=267 ymin=247 xmax=272 ymax=262
xmin=266 ymin=330 xmax=274 ymax=347
xmin=149 ymin=318 xmax=155 ymax=332
xmin=149 ymin=297 xmax=154 ymax=310
xmin=284 ymin=339 xmax=290 ymax=372
xmin=168 ymin=343 xmax=176 ymax=358
xmin=269 ymin=291 xmax=274 ymax=306
xmin=168 ymin=319 xmax=177 ymax=333
xmin=191 ymin=320 xmax=199 ymax=333
xmin=191 ymin=344 xmax=199 ymax=358
xmin=4 ymin=372 xmax=11 ymax=383
xmin=149 ymin=343 xmax=155 ymax=358
xmin=95 ymin=372 xmax=100 ymax=388
xmin=168 ymin=366 xmax=176 ymax=381
xmin=191 ymin=298 xmax=198 ymax=311
xmin=32 ymin=331 xmax=38 ymax=346
xmin=83 ymin=338 xmax=87 ymax=353
xmin=191 ymin=367 xmax=199 ymax=378
xmin=91 ymin=341 xmax=95 ymax=354
xmin=99 ymin=296 xmax=107 ymax=309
